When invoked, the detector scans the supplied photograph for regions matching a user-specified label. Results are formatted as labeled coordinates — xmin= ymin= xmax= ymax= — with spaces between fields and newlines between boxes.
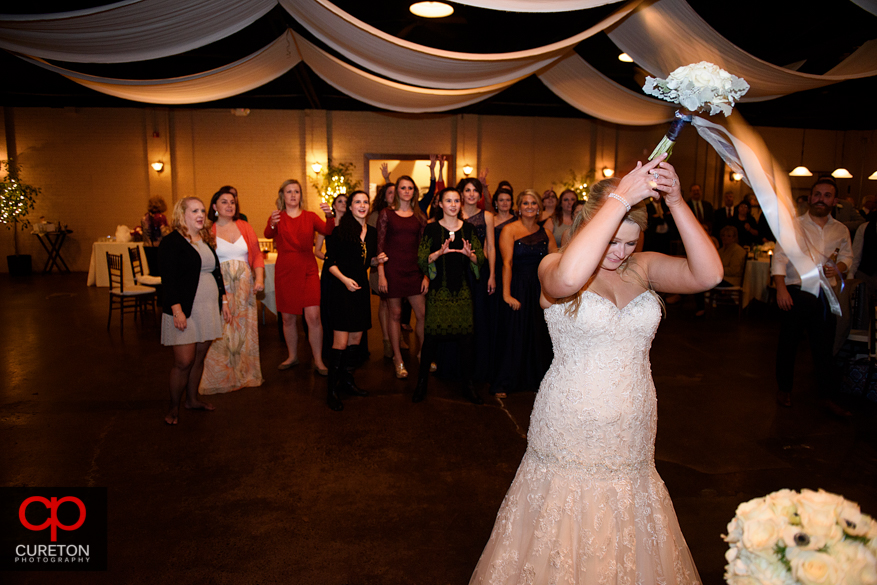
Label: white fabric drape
xmin=691 ymin=115 xmax=840 ymax=314
xmin=538 ymin=52 xmax=676 ymax=125
xmin=607 ymin=0 xmax=877 ymax=100
xmin=0 ymin=0 xmax=275 ymax=63
xmin=850 ymin=0 xmax=877 ymax=17
xmin=292 ymin=33 xmax=505 ymax=112
xmin=279 ymin=0 xmax=641 ymax=89
xmin=439 ymin=0 xmax=622 ymax=11
xmin=17 ymin=30 xmax=300 ymax=105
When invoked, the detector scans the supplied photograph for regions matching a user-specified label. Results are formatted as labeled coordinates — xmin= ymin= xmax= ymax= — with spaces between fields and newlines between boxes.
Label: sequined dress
xmin=470 ymin=291 xmax=701 ymax=585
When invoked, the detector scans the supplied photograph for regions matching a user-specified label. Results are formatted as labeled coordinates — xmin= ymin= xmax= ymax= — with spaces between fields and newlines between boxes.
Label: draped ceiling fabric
xmin=449 ymin=0 xmax=623 ymax=11
xmin=16 ymin=30 xmax=301 ymax=105
xmin=851 ymin=0 xmax=877 ymax=17
xmin=538 ymin=53 xmax=676 ymax=125
xmin=0 ymin=0 xmax=276 ymax=63
xmin=278 ymin=0 xmax=642 ymax=90
xmin=291 ymin=33 xmax=507 ymax=112
xmin=607 ymin=0 xmax=877 ymax=101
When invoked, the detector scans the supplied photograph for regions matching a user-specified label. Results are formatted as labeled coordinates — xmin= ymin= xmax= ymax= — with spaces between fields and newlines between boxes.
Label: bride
xmin=469 ymin=154 xmax=722 ymax=584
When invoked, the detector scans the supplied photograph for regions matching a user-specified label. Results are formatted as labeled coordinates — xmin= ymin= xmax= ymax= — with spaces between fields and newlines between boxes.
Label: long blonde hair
xmin=276 ymin=179 xmax=302 ymax=211
xmin=557 ymin=178 xmax=659 ymax=316
xmin=171 ymin=197 xmax=215 ymax=247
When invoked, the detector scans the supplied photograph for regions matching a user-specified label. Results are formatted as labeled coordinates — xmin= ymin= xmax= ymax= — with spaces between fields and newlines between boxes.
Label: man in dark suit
xmin=713 ymin=190 xmax=736 ymax=238
xmin=687 ymin=184 xmax=713 ymax=231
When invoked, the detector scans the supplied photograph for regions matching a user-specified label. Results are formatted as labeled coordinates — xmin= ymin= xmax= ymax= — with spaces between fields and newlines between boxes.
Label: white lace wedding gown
xmin=470 ymin=291 xmax=701 ymax=585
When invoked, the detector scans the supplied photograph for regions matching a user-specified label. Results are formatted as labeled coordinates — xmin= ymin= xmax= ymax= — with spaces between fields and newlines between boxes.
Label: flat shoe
xmin=278 ymin=359 xmax=300 ymax=370
xmin=314 ymin=366 xmax=329 ymax=376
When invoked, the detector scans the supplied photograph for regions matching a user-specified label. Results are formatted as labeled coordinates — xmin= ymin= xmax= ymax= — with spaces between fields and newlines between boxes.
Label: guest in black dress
xmin=732 ymin=200 xmax=760 ymax=247
xmin=324 ymin=191 xmax=381 ymax=411
xmin=492 ymin=189 xmax=557 ymax=397
xmin=489 ymin=188 xmax=517 ymax=378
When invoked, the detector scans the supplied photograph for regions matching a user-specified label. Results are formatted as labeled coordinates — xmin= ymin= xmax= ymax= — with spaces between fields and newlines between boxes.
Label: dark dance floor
xmin=3 ymin=273 xmax=877 ymax=584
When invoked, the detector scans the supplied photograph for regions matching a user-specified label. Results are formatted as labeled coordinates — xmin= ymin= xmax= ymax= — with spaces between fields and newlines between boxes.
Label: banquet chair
xmin=705 ymin=257 xmax=747 ymax=319
xmin=106 ymin=252 xmax=156 ymax=332
xmin=128 ymin=246 xmax=162 ymax=286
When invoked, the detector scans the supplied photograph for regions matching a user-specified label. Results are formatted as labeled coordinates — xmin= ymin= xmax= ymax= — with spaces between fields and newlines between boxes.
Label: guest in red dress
xmin=377 ymin=175 xmax=429 ymax=379
xmin=265 ymin=179 xmax=334 ymax=375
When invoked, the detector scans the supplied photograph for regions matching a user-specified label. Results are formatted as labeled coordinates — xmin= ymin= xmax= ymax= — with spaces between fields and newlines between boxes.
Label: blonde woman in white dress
xmin=470 ymin=154 xmax=723 ymax=584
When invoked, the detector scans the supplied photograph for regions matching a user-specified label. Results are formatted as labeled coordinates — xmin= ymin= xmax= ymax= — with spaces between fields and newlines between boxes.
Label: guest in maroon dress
xmin=377 ymin=175 xmax=429 ymax=379
xmin=265 ymin=179 xmax=333 ymax=374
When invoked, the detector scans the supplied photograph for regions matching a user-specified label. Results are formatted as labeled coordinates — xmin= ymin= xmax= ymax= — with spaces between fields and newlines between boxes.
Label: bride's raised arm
xmin=640 ymin=161 xmax=724 ymax=293
xmin=538 ymin=156 xmax=667 ymax=300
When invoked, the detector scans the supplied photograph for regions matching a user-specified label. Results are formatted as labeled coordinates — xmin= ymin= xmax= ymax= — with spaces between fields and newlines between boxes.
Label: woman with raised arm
xmin=490 ymin=189 xmax=557 ymax=397
xmin=377 ymin=175 xmax=429 ymax=379
xmin=316 ymin=194 xmax=347 ymax=360
xmin=470 ymin=155 xmax=722 ymax=585
xmin=414 ymin=187 xmax=484 ymax=403
xmin=265 ymin=180 xmax=334 ymax=375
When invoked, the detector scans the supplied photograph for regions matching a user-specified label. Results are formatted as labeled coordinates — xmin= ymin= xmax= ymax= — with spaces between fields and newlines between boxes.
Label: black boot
xmin=463 ymin=380 xmax=483 ymax=405
xmin=340 ymin=347 xmax=368 ymax=396
xmin=326 ymin=349 xmax=344 ymax=411
xmin=412 ymin=370 xmax=428 ymax=403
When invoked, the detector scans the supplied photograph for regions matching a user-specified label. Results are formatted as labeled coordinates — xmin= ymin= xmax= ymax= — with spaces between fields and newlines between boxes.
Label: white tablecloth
xmin=257 ymin=253 xmax=326 ymax=317
xmin=86 ymin=242 xmax=149 ymax=287
xmin=741 ymin=256 xmax=771 ymax=308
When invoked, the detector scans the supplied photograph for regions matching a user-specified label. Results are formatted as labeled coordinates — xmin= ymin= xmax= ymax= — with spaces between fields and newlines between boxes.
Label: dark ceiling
xmin=2 ymin=0 xmax=877 ymax=129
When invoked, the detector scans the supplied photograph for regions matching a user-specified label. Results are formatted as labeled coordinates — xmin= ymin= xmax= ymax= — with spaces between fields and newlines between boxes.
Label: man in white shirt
xmin=772 ymin=177 xmax=853 ymax=416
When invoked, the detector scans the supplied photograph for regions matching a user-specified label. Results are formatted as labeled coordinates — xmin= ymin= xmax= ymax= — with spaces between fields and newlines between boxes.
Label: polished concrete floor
xmin=3 ymin=272 xmax=877 ymax=585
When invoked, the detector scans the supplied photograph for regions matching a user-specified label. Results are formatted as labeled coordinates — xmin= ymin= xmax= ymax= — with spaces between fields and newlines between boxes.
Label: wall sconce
xmin=730 ymin=171 xmax=743 ymax=182
xmin=602 ymin=167 xmax=614 ymax=178
xmin=151 ymin=161 xmax=164 ymax=173
xmin=311 ymin=162 xmax=323 ymax=174
xmin=462 ymin=164 xmax=473 ymax=177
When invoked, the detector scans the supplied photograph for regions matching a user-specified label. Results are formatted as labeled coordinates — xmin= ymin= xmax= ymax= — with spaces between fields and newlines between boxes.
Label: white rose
xmin=831 ymin=541 xmax=877 ymax=585
xmin=798 ymin=490 xmax=843 ymax=539
xmin=789 ymin=551 xmax=841 ymax=585
xmin=738 ymin=498 xmax=775 ymax=522
xmin=840 ymin=503 xmax=871 ymax=537
xmin=726 ymin=518 xmax=743 ymax=543
xmin=768 ymin=490 xmax=799 ymax=523
xmin=743 ymin=518 xmax=784 ymax=552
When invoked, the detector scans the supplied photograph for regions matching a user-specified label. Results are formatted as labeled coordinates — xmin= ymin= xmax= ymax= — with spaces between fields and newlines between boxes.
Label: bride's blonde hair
xmin=557 ymin=178 xmax=660 ymax=316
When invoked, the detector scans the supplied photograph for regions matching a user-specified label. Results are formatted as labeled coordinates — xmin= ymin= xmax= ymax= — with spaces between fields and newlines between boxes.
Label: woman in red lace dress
xmin=265 ymin=179 xmax=333 ymax=374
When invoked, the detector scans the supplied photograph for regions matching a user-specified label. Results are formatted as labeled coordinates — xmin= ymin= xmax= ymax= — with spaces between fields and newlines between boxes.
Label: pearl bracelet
xmin=608 ymin=193 xmax=631 ymax=212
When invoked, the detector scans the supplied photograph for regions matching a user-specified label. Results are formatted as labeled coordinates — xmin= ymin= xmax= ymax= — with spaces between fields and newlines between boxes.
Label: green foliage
xmin=310 ymin=159 xmax=361 ymax=205
xmin=0 ymin=159 xmax=40 ymax=231
xmin=557 ymin=169 xmax=596 ymax=200
xmin=773 ymin=542 xmax=791 ymax=572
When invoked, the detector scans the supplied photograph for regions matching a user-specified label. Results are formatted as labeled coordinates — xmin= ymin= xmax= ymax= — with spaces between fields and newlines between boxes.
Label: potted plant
xmin=310 ymin=159 xmax=362 ymax=205
xmin=1 ymin=159 xmax=40 ymax=276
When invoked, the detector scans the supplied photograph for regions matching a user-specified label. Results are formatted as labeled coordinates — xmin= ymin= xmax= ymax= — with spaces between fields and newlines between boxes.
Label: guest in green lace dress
xmin=414 ymin=188 xmax=485 ymax=404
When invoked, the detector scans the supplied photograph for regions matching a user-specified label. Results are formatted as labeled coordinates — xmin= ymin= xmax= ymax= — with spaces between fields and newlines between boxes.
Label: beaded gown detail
xmin=471 ymin=291 xmax=701 ymax=585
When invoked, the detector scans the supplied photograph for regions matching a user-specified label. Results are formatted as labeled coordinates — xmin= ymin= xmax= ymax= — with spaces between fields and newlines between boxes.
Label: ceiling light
xmin=151 ymin=161 xmax=164 ymax=173
xmin=869 ymin=171 xmax=877 ymax=181
xmin=618 ymin=53 xmax=634 ymax=63
xmin=789 ymin=166 xmax=812 ymax=177
xmin=831 ymin=168 xmax=853 ymax=179
xmin=410 ymin=2 xmax=453 ymax=18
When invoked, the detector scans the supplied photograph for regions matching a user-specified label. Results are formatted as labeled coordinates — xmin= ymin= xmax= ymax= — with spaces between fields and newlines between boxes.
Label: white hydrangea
xmin=643 ymin=61 xmax=749 ymax=116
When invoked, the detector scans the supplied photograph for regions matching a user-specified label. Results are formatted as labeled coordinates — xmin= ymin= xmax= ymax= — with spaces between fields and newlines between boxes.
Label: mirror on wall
xmin=364 ymin=154 xmax=456 ymax=201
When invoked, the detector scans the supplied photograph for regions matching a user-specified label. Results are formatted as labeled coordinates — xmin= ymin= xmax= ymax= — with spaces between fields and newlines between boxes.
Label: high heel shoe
xmin=412 ymin=377 xmax=428 ymax=403
xmin=394 ymin=361 xmax=409 ymax=379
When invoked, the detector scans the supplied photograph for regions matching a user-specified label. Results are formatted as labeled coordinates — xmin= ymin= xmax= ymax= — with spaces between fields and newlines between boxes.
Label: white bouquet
xmin=723 ymin=489 xmax=877 ymax=585
xmin=642 ymin=62 xmax=749 ymax=161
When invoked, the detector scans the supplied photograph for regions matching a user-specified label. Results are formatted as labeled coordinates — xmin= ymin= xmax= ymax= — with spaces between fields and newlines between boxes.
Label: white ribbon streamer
xmin=690 ymin=115 xmax=841 ymax=315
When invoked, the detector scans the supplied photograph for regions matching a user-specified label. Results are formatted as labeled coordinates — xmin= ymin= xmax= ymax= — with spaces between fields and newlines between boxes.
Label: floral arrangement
xmin=310 ymin=159 xmax=361 ymax=206
xmin=723 ymin=489 xmax=877 ymax=585
xmin=557 ymin=169 xmax=595 ymax=200
xmin=0 ymin=159 xmax=42 ymax=255
xmin=642 ymin=62 xmax=749 ymax=161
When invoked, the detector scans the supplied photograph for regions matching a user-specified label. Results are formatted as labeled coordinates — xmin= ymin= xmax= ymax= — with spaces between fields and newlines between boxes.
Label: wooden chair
xmin=106 ymin=252 xmax=156 ymax=332
xmin=705 ymin=256 xmax=747 ymax=319
xmin=128 ymin=246 xmax=162 ymax=286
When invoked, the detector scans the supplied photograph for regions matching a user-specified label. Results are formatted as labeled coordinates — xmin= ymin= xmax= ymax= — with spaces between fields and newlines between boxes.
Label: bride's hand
xmin=653 ymin=161 xmax=684 ymax=207
xmin=613 ymin=154 xmax=667 ymax=206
